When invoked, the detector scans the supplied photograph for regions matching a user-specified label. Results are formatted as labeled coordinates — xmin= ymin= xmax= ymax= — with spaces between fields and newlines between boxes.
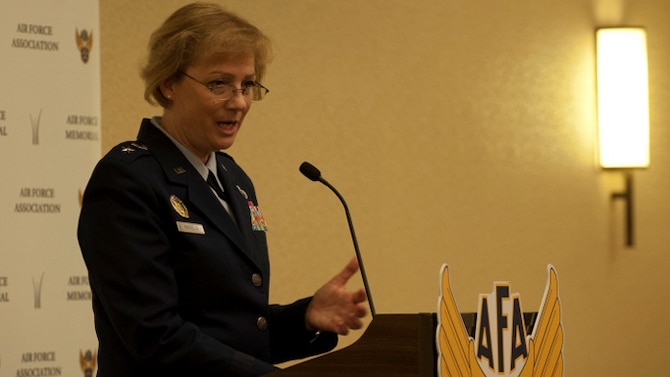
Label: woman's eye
xmin=210 ymin=80 xmax=228 ymax=88
xmin=242 ymin=81 xmax=257 ymax=89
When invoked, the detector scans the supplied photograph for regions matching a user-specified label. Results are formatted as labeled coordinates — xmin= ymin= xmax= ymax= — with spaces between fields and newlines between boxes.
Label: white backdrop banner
xmin=0 ymin=1 xmax=100 ymax=376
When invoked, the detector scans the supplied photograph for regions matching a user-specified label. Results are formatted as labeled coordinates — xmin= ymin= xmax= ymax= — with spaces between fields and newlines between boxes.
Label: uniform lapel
xmin=186 ymin=173 xmax=248 ymax=252
xmin=216 ymin=160 xmax=265 ymax=265
xmin=136 ymin=120 xmax=255 ymax=265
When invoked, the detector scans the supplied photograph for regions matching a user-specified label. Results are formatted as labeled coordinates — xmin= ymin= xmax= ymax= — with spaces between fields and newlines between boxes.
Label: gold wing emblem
xmin=436 ymin=265 xmax=563 ymax=377
xmin=79 ymin=349 xmax=97 ymax=376
xmin=519 ymin=265 xmax=563 ymax=377
xmin=75 ymin=29 xmax=93 ymax=50
xmin=75 ymin=28 xmax=93 ymax=63
xmin=436 ymin=264 xmax=485 ymax=377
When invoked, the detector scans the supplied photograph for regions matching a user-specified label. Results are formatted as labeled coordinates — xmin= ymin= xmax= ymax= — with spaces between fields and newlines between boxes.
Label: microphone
xmin=299 ymin=161 xmax=376 ymax=317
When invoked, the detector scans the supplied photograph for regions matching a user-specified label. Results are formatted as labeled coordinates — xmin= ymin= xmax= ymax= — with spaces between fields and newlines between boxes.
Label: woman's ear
xmin=159 ymin=78 xmax=175 ymax=100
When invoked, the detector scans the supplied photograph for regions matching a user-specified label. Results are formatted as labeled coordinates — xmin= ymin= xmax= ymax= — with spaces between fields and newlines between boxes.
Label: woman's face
xmin=160 ymin=52 xmax=256 ymax=162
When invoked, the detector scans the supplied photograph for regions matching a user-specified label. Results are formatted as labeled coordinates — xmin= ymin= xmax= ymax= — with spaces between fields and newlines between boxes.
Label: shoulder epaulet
xmin=108 ymin=141 xmax=152 ymax=162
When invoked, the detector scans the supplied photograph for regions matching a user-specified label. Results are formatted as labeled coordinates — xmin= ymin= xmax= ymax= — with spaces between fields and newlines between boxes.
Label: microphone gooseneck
xmin=299 ymin=161 xmax=376 ymax=317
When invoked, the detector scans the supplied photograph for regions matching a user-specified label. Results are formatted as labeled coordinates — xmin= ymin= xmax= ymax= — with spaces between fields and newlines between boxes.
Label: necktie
xmin=207 ymin=170 xmax=228 ymax=202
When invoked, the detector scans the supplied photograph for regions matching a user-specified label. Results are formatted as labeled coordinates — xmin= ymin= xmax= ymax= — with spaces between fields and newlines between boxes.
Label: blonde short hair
xmin=141 ymin=2 xmax=273 ymax=107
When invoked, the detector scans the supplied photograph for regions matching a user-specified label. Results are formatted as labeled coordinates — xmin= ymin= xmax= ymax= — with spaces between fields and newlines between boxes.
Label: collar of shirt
xmin=150 ymin=116 xmax=215 ymax=181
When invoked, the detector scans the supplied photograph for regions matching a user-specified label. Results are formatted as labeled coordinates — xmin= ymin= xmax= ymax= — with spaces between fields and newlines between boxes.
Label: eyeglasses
xmin=180 ymin=71 xmax=269 ymax=102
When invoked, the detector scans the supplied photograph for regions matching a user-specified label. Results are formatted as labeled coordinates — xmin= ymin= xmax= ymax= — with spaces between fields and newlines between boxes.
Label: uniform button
xmin=251 ymin=273 xmax=263 ymax=287
xmin=256 ymin=316 xmax=268 ymax=331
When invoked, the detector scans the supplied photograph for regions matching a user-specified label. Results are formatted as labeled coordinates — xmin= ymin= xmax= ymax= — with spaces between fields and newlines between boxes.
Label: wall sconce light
xmin=596 ymin=27 xmax=650 ymax=247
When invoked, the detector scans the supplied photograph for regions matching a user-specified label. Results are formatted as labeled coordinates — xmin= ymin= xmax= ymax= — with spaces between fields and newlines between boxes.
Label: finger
xmin=355 ymin=304 xmax=368 ymax=318
xmin=352 ymin=288 xmax=367 ymax=304
xmin=330 ymin=257 xmax=360 ymax=286
xmin=348 ymin=317 xmax=364 ymax=330
xmin=336 ymin=320 xmax=350 ymax=335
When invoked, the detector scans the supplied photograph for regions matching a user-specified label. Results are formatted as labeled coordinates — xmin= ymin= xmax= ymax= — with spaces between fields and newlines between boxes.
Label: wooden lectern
xmin=268 ymin=314 xmax=439 ymax=377
xmin=269 ymin=311 xmax=535 ymax=377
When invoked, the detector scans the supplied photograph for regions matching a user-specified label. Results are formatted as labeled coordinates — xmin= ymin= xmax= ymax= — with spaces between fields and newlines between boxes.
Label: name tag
xmin=176 ymin=221 xmax=205 ymax=235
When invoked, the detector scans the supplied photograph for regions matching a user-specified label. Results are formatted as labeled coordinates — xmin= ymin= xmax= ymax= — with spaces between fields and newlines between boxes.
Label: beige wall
xmin=100 ymin=0 xmax=670 ymax=375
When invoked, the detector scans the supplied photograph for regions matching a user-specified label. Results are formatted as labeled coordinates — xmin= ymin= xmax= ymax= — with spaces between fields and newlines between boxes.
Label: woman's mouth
xmin=218 ymin=121 xmax=240 ymax=130
xmin=217 ymin=121 xmax=239 ymax=136
xmin=218 ymin=121 xmax=237 ymax=128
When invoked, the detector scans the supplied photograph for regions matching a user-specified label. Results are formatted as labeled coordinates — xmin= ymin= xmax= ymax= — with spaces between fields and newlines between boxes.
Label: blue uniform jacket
xmin=77 ymin=119 xmax=337 ymax=377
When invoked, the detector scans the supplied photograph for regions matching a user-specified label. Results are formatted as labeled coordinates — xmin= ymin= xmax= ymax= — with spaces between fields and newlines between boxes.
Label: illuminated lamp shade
xmin=596 ymin=27 xmax=650 ymax=169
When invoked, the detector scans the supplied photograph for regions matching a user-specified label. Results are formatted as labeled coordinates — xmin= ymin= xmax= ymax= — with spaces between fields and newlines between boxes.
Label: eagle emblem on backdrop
xmin=79 ymin=349 xmax=97 ymax=377
xmin=436 ymin=264 xmax=563 ymax=377
xmin=75 ymin=29 xmax=93 ymax=63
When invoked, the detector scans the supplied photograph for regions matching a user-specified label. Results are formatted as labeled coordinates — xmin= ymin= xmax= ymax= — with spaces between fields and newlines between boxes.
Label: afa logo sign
xmin=436 ymin=265 xmax=563 ymax=377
